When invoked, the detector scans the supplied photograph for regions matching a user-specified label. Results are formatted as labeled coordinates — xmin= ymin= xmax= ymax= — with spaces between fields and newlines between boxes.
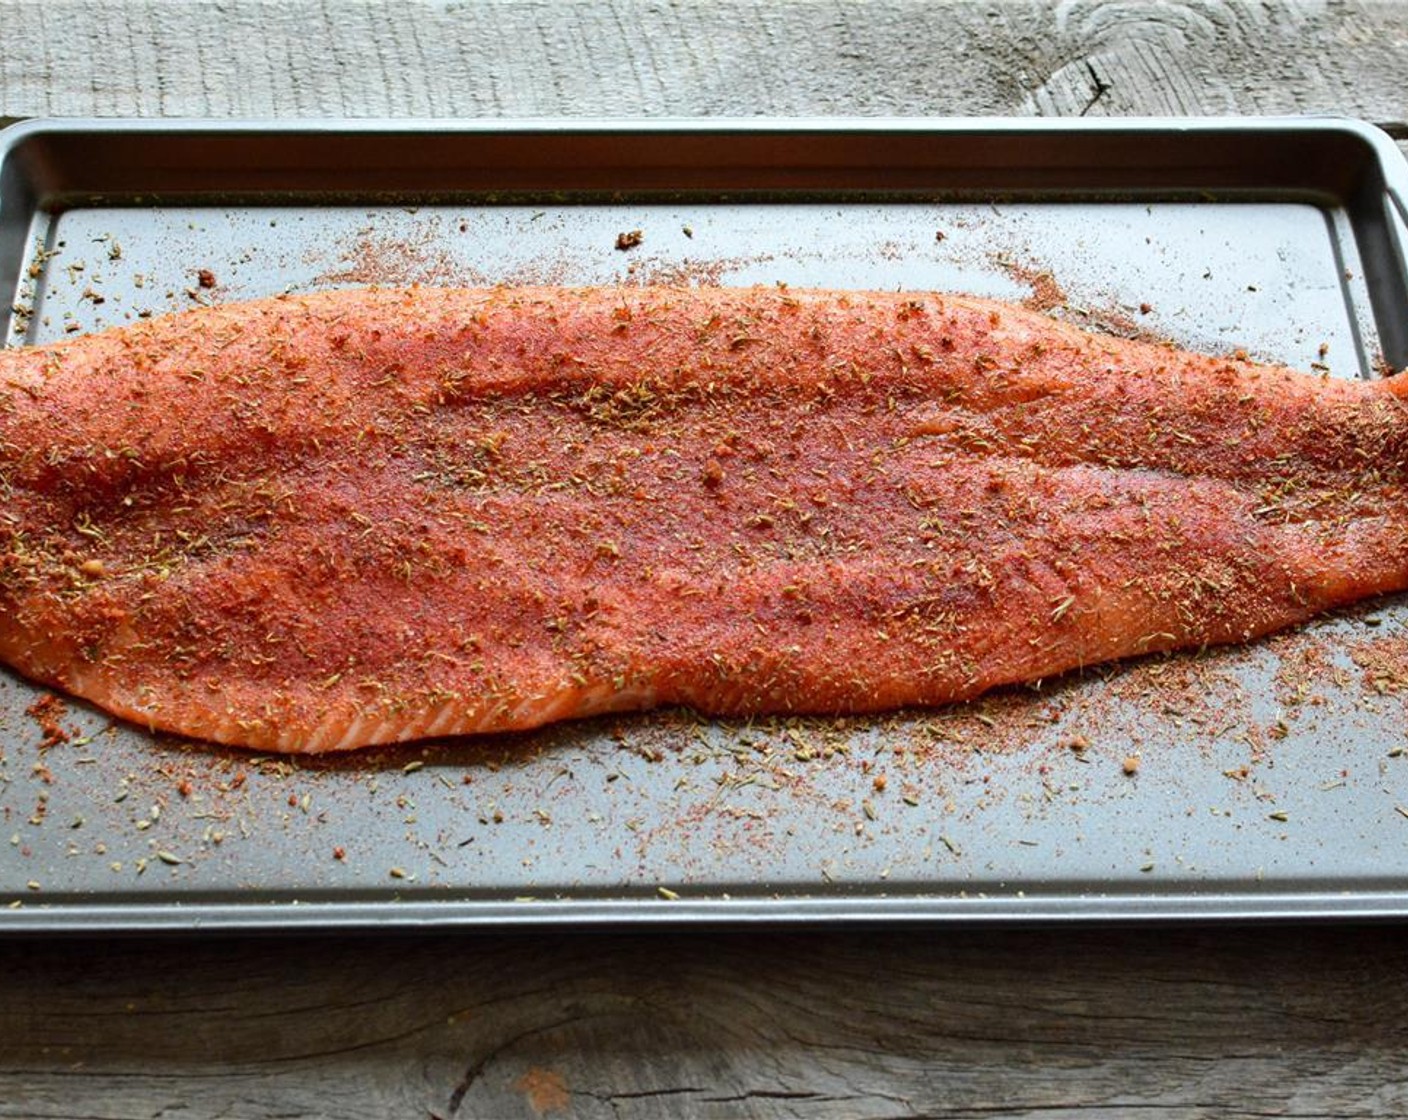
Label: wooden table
xmin=4 ymin=3 xmax=1408 ymax=1116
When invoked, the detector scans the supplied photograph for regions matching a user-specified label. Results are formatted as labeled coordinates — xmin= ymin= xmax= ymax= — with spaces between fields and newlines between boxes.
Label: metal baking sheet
xmin=2 ymin=118 xmax=1408 ymax=931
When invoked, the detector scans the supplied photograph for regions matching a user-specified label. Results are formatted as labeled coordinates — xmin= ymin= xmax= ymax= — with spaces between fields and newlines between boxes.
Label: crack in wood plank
xmin=1079 ymin=60 xmax=1112 ymax=117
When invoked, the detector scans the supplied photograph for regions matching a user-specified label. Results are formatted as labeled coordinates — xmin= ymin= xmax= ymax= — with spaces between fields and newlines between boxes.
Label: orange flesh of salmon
xmin=0 ymin=285 xmax=1406 ymax=753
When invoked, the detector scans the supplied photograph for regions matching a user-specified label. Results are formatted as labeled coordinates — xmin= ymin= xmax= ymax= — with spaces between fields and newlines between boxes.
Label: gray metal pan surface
xmin=1 ymin=118 xmax=1406 ymax=931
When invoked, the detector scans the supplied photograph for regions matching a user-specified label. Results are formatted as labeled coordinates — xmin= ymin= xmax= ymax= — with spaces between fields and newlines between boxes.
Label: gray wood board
xmin=0 ymin=0 xmax=1401 ymax=125
xmin=4 ymin=1 xmax=1408 ymax=1117
xmin=3 ymin=926 xmax=1407 ymax=1118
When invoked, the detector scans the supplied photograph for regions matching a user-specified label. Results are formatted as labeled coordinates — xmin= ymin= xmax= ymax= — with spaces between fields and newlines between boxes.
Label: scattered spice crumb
xmin=196 ymin=268 xmax=216 ymax=289
xmin=24 ymin=694 xmax=71 ymax=749
xmin=514 ymin=1068 xmax=571 ymax=1116
xmin=615 ymin=229 xmax=644 ymax=251
xmin=1122 ymin=755 xmax=1140 ymax=775
xmin=997 ymin=257 xmax=1066 ymax=313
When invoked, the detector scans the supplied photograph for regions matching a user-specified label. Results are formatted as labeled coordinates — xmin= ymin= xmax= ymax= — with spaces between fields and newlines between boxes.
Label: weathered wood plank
xmin=3 ymin=926 xmax=1408 ymax=1118
xmin=0 ymin=0 xmax=1406 ymax=124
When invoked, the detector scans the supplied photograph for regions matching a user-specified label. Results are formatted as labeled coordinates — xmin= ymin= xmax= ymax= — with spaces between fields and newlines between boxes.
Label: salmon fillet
xmin=0 ymin=285 xmax=1406 ymax=753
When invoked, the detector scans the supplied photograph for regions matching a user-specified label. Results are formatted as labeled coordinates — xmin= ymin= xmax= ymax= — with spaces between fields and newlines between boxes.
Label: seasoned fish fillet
xmin=0 ymin=286 xmax=1405 ymax=752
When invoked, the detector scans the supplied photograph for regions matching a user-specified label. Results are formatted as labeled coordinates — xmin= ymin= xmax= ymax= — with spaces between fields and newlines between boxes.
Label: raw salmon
xmin=1 ymin=286 xmax=1406 ymax=752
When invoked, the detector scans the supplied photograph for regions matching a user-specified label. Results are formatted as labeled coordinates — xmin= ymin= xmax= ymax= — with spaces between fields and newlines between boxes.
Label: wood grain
xmin=0 ymin=0 xmax=1404 ymax=124
xmin=4 ymin=2 xmax=1408 ymax=1118
xmin=4 ymin=926 xmax=1408 ymax=1119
